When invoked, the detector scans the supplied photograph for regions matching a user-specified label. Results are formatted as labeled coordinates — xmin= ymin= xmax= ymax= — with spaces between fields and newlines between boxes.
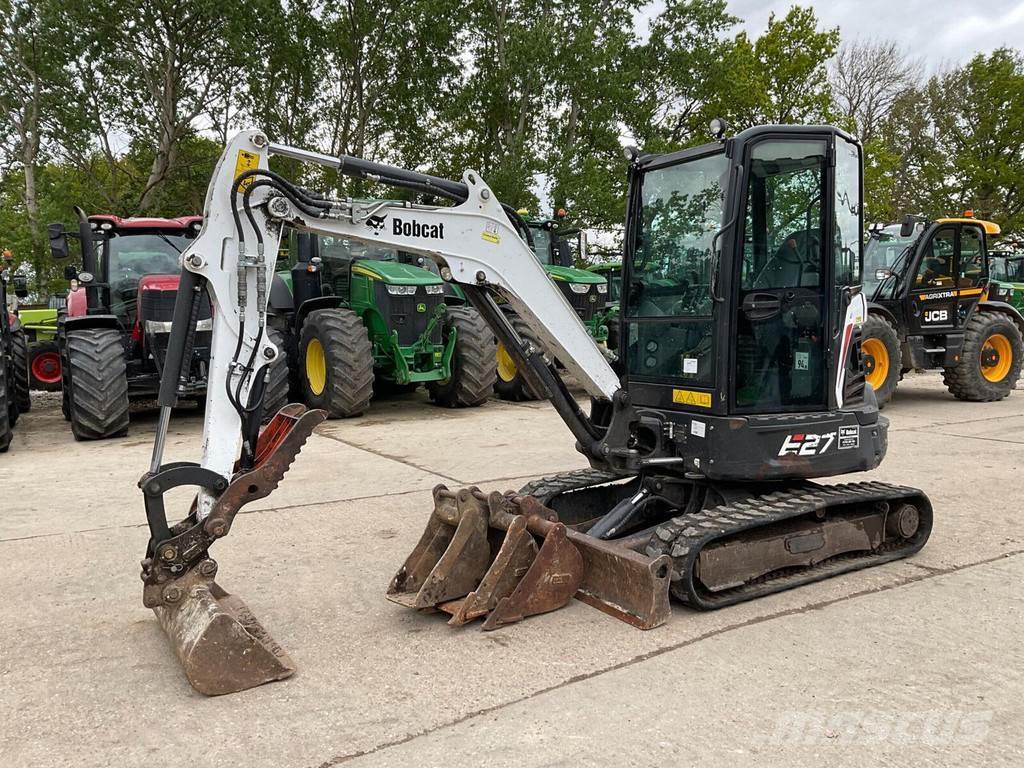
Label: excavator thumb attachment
xmin=387 ymin=487 xmax=672 ymax=630
xmin=141 ymin=404 xmax=325 ymax=696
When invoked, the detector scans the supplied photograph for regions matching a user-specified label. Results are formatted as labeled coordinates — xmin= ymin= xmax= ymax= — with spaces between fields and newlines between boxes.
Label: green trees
xmin=1 ymin=1 xmax=1023 ymax=298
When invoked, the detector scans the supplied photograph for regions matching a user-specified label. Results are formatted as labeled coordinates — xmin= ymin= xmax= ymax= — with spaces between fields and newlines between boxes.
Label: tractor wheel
xmin=427 ymin=306 xmax=496 ymax=408
xmin=494 ymin=313 xmax=548 ymax=402
xmin=261 ymin=327 xmax=291 ymax=423
xmin=0 ymin=356 xmax=12 ymax=452
xmin=65 ymin=328 xmax=129 ymax=440
xmin=11 ymin=328 xmax=31 ymax=412
xmin=860 ymin=314 xmax=901 ymax=408
xmin=943 ymin=311 xmax=1024 ymax=401
xmin=299 ymin=308 xmax=374 ymax=418
xmin=28 ymin=340 xmax=62 ymax=392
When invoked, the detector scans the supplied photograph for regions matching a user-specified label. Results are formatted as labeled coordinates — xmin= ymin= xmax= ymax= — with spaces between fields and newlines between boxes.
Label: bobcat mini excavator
xmin=140 ymin=126 xmax=933 ymax=695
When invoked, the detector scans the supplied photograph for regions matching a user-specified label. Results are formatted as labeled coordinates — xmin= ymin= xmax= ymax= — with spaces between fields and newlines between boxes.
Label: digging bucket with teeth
xmin=387 ymin=486 xmax=672 ymax=630
xmin=140 ymin=404 xmax=326 ymax=696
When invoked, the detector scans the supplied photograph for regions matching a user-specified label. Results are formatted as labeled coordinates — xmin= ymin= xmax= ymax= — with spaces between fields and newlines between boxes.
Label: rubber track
xmin=302 ymin=308 xmax=374 ymax=417
xmin=644 ymin=480 xmax=932 ymax=609
xmin=518 ymin=468 xmax=623 ymax=504
xmin=262 ymin=327 xmax=290 ymax=422
xmin=428 ymin=306 xmax=496 ymax=407
xmin=66 ymin=328 xmax=129 ymax=440
xmin=11 ymin=329 xmax=30 ymax=412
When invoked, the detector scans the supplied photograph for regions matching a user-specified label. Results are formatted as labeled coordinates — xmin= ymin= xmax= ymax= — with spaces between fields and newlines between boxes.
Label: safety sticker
xmin=690 ymin=420 xmax=706 ymax=438
xmin=838 ymin=425 xmax=859 ymax=450
xmin=672 ymin=389 xmax=712 ymax=408
xmin=234 ymin=149 xmax=260 ymax=191
xmin=683 ymin=357 xmax=698 ymax=374
xmin=482 ymin=222 xmax=500 ymax=245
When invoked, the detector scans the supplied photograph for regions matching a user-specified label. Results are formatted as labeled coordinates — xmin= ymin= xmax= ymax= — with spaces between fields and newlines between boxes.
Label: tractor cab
xmin=987 ymin=241 xmax=1024 ymax=313
xmin=859 ymin=214 xmax=1023 ymax=404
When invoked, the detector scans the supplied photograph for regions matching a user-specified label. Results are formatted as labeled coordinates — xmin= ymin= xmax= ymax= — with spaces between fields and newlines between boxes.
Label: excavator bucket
xmin=154 ymin=581 xmax=295 ymax=696
xmin=142 ymin=404 xmax=325 ymax=696
xmin=387 ymin=487 xmax=672 ymax=630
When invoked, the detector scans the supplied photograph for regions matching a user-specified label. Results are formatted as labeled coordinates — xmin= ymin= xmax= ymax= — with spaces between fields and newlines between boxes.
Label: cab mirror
xmin=48 ymin=223 xmax=70 ymax=259
xmin=12 ymin=274 xmax=28 ymax=298
xmin=899 ymin=215 xmax=915 ymax=239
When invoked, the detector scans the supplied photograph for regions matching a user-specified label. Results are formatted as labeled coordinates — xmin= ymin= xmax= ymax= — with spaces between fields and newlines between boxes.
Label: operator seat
xmin=752 ymin=229 xmax=822 ymax=289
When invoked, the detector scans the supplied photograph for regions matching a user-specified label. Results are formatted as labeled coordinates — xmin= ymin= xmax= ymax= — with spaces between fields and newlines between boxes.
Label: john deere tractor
xmin=1 ymin=254 xmax=30 ymax=451
xmin=48 ymin=208 xmax=289 ymax=440
xmin=588 ymin=260 xmax=622 ymax=351
xmin=861 ymin=213 xmax=1024 ymax=405
xmin=270 ymin=230 xmax=495 ymax=417
xmin=494 ymin=211 xmax=609 ymax=400
xmin=988 ymin=242 xmax=1024 ymax=314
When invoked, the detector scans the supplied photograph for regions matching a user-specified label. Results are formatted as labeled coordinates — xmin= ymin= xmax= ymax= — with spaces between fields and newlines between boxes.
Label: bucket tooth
xmin=481 ymin=522 xmax=583 ymax=630
xmin=386 ymin=487 xmax=491 ymax=609
xmin=154 ymin=581 xmax=294 ymax=696
xmin=442 ymin=515 xmax=538 ymax=626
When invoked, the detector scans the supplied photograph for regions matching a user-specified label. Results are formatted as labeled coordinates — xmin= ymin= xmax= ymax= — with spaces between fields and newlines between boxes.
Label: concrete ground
xmin=0 ymin=373 xmax=1021 ymax=767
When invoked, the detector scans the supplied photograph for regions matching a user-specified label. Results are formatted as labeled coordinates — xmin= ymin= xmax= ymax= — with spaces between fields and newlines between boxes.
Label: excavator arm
xmin=139 ymin=130 xmax=628 ymax=695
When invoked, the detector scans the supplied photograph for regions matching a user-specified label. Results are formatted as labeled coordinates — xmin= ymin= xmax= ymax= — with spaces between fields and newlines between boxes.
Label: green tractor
xmin=15 ymin=295 xmax=63 ymax=391
xmin=494 ymin=211 xmax=609 ymax=400
xmin=270 ymin=231 xmax=495 ymax=417
xmin=587 ymin=261 xmax=622 ymax=351
xmin=988 ymin=242 xmax=1024 ymax=314
xmin=1 ymin=252 xmax=31 ymax=451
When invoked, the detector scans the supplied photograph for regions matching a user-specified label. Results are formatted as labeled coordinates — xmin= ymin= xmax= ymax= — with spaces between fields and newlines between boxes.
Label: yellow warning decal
xmin=672 ymin=388 xmax=712 ymax=408
xmin=482 ymin=223 xmax=500 ymax=245
xmin=234 ymin=149 xmax=260 ymax=191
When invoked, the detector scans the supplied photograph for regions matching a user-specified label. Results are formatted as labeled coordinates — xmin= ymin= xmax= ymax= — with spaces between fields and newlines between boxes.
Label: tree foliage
xmin=1 ymin=1 xmax=1023 ymax=299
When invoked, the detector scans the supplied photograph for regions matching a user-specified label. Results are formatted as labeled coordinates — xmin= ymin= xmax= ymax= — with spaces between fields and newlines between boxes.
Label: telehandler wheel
xmin=860 ymin=314 xmax=901 ymax=408
xmin=427 ymin=306 xmax=496 ymax=408
xmin=65 ymin=328 xmax=129 ymax=440
xmin=0 ymin=357 xmax=12 ymax=452
xmin=494 ymin=313 xmax=547 ymax=401
xmin=11 ymin=328 xmax=30 ymax=413
xmin=299 ymin=308 xmax=374 ymax=418
xmin=28 ymin=340 xmax=62 ymax=392
xmin=943 ymin=311 xmax=1024 ymax=401
xmin=261 ymin=327 xmax=291 ymax=423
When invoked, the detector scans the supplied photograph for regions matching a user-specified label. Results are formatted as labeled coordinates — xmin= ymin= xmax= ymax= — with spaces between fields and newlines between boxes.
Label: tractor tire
xmin=28 ymin=340 xmax=62 ymax=391
xmin=427 ymin=306 xmax=496 ymax=408
xmin=494 ymin=313 xmax=548 ymax=402
xmin=299 ymin=308 xmax=374 ymax=418
xmin=860 ymin=314 xmax=901 ymax=408
xmin=261 ymin=327 xmax=291 ymax=423
xmin=943 ymin=311 xmax=1024 ymax=402
xmin=65 ymin=328 xmax=130 ymax=440
xmin=11 ymin=328 xmax=31 ymax=412
xmin=0 ymin=356 xmax=12 ymax=452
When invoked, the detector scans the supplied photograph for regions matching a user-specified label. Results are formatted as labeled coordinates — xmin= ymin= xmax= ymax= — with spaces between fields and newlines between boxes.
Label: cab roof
xmin=935 ymin=217 xmax=1001 ymax=235
xmin=88 ymin=214 xmax=202 ymax=231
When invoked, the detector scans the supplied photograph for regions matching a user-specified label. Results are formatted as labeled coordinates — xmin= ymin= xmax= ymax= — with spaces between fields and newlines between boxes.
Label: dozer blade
xmin=155 ymin=581 xmax=295 ymax=696
xmin=141 ymin=404 xmax=325 ymax=696
xmin=387 ymin=487 xmax=672 ymax=631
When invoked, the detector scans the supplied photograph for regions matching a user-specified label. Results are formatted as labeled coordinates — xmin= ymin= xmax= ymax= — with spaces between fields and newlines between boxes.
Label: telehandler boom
xmin=141 ymin=127 xmax=932 ymax=696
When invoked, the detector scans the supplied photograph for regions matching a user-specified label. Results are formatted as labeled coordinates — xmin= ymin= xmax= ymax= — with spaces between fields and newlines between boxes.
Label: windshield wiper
xmin=155 ymin=233 xmax=183 ymax=254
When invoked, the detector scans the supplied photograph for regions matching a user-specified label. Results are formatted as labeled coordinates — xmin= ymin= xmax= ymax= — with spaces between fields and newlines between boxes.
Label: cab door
xmin=907 ymin=225 xmax=958 ymax=336
xmin=733 ymin=137 xmax=829 ymax=412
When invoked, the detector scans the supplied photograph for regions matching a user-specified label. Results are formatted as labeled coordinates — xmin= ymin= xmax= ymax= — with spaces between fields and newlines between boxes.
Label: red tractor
xmin=48 ymin=208 xmax=287 ymax=439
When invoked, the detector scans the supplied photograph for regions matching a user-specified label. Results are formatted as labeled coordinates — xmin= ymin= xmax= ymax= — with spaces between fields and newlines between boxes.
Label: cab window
xmin=958 ymin=227 xmax=985 ymax=288
xmin=914 ymin=228 xmax=955 ymax=288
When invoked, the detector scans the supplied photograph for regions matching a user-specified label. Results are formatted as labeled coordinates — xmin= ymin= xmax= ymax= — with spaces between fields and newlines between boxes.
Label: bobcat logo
xmin=366 ymin=214 xmax=387 ymax=234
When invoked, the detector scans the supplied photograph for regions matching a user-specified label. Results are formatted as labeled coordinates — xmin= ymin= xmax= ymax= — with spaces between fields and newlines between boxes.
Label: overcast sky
xmin=640 ymin=1 xmax=1024 ymax=70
